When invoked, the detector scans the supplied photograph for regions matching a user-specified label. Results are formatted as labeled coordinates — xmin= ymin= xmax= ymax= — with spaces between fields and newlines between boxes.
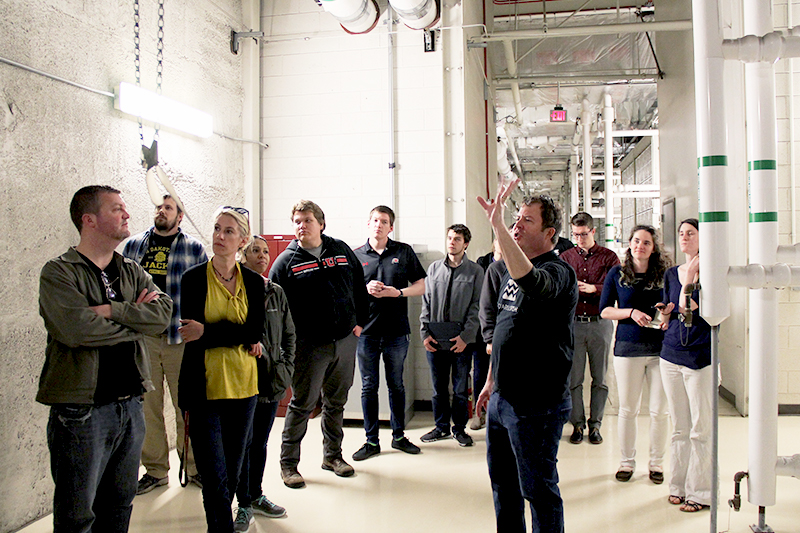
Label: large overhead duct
xmin=320 ymin=0 xmax=380 ymax=35
xmin=388 ymin=0 xmax=439 ymax=30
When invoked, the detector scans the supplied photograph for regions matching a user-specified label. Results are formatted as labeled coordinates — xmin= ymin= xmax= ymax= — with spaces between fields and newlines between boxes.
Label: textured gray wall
xmin=0 ymin=1 xmax=245 ymax=530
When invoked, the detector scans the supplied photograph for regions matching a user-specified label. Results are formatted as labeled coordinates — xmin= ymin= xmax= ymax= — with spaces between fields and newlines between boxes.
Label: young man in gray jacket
xmin=38 ymin=185 xmax=172 ymax=532
xmin=420 ymin=224 xmax=483 ymax=447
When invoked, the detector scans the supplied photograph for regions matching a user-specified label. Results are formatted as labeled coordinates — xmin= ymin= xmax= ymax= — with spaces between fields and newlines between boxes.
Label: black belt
xmin=574 ymin=315 xmax=601 ymax=323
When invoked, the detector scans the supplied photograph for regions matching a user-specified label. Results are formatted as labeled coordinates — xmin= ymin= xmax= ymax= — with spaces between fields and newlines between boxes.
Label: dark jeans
xmin=47 ymin=396 xmax=145 ymax=533
xmin=426 ymin=346 xmax=473 ymax=433
xmin=191 ymin=396 xmax=257 ymax=533
xmin=236 ymin=400 xmax=279 ymax=507
xmin=281 ymin=334 xmax=358 ymax=468
xmin=473 ymin=341 xmax=490 ymax=409
xmin=357 ymin=334 xmax=409 ymax=444
xmin=487 ymin=393 xmax=571 ymax=533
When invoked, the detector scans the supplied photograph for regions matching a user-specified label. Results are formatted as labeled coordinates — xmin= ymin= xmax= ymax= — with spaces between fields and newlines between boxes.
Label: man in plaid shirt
xmin=123 ymin=194 xmax=207 ymax=494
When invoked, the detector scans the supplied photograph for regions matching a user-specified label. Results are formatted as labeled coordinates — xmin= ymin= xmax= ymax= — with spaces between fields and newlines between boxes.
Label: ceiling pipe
xmin=494 ymin=73 xmax=657 ymax=86
xmin=603 ymin=93 xmax=615 ymax=246
xmin=570 ymin=149 xmax=579 ymax=216
xmin=581 ymin=98 xmax=592 ymax=212
xmin=387 ymin=6 xmax=398 ymax=237
xmin=692 ymin=1 xmax=731 ymax=532
xmin=502 ymin=41 xmax=525 ymax=122
xmin=742 ymin=0 xmax=780 ymax=517
xmin=320 ymin=0 xmax=381 ymax=34
xmin=727 ymin=264 xmax=800 ymax=289
xmin=477 ymin=19 xmax=692 ymax=42
xmin=722 ymin=28 xmax=800 ymax=63
xmin=388 ymin=0 xmax=439 ymax=30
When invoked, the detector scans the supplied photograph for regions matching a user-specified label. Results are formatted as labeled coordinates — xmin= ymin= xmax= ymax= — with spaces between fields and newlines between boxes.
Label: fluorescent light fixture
xmin=115 ymin=82 xmax=213 ymax=138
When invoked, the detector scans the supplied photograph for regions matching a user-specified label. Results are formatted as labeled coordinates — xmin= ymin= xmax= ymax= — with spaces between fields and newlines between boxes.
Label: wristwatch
xmin=398 ymin=288 xmax=404 ymax=297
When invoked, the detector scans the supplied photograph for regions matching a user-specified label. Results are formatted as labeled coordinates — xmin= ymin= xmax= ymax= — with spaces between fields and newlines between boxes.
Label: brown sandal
xmin=668 ymin=495 xmax=684 ymax=505
xmin=680 ymin=500 xmax=709 ymax=512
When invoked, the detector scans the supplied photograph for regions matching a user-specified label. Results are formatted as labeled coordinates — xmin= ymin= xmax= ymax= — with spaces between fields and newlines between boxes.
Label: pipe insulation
xmin=570 ymin=150 xmax=580 ymax=216
xmin=776 ymin=243 xmax=800 ymax=263
xmin=722 ymin=28 xmax=800 ymax=63
xmin=692 ymin=0 xmax=730 ymax=327
xmin=603 ymin=93 xmax=615 ymax=245
xmin=727 ymin=264 xmax=800 ymax=288
xmin=388 ymin=0 xmax=439 ymax=30
xmin=744 ymin=0 xmax=781 ymax=509
xmin=582 ymin=99 xmax=592 ymax=212
xmin=775 ymin=454 xmax=800 ymax=478
xmin=320 ymin=0 xmax=380 ymax=34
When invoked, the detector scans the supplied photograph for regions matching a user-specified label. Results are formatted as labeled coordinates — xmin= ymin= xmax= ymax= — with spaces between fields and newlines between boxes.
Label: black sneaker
xmin=420 ymin=428 xmax=451 ymax=443
xmin=569 ymin=426 xmax=583 ymax=444
xmin=352 ymin=442 xmax=381 ymax=461
xmin=136 ymin=473 xmax=168 ymax=495
xmin=391 ymin=436 xmax=421 ymax=454
xmin=453 ymin=430 xmax=474 ymax=447
xmin=252 ymin=495 xmax=286 ymax=518
xmin=615 ymin=469 xmax=633 ymax=482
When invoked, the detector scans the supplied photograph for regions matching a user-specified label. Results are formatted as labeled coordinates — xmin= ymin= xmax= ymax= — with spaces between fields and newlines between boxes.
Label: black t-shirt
xmin=76 ymin=252 xmax=144 ymax=404
xmin=354 ymin=239 xmax=426 ymax=337
xmin=139 ymin=233 xmax=178 ymax=292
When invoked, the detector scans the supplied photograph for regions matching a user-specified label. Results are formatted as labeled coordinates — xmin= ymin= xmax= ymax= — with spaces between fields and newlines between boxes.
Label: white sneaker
xmin=469 ymin=412 xmax=486 ymax=431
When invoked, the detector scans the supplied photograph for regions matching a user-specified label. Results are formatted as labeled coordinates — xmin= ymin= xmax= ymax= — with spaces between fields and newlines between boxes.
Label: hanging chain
xmin=154 ymin=0 xmax=164 ymax=140
xmin=133 ymin=0 xmax=143 ymax=142
xmin=133 ymin=0 xmax=165 ymax=143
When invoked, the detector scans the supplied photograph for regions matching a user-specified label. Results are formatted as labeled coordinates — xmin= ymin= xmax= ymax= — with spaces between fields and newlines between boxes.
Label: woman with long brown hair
xmin=600 ymin=225 xmax=671 ymax=484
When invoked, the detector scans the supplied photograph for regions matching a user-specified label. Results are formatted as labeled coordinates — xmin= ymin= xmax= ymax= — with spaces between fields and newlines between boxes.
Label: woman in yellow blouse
xmin=178 ymin=206 xmax=265 ymax=533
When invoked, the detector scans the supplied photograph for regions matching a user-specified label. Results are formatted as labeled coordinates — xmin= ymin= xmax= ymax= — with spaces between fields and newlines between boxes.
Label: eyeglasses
xmin=101 ymin=271 xmax=117 ymax=300
xmin=572 ymin=231 xmax=592 ymax=238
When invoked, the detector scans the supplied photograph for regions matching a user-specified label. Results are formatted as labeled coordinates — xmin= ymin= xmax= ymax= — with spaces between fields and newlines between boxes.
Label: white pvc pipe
xmin=775 ymin=454 xmax=800 ymax=478
xmin=503 ymin=41 xmax=524 ymax=122
xmin=722 ymin=29 xmax=800 ymax=63
xmin=650 ymin=134 xmax=661 ymax=228
xmin=388 ymin=7 xmax=398 ymax=237
xmin=776 ymin=243 xmax=800 ymax=263
xmin=692 ymin=0 xmax=730 ymax=327
xmin=728 ymin=264 xmax=800 ymax=288
xmin=388 ymin=0 xmax=438 ymax=30
xmin=603 ymin=93 xmax=615 ymax=246
xmin=480 ymin=19 xmax=693 ymax=42
xmin=582 ymin=99 xmax=592 ymax=212
xmin=570 ymin=150 xmax=579 ymax=216
xmin=320 ymin=0 xmax=380 ymax=34
xmin=610 ymin=129 xmax=659 ymax=137
xmin=744 ymin=0 xmax=780 ymax=509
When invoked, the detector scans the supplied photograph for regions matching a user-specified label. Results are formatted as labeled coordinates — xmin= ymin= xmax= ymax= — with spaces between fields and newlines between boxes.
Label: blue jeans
xmin=357 ymin=334 xmax=409 ymax=444
xmin=486 ymin=393 xmax=571 ymax=533
xmin=191 ymin=396 xmax=257 ymax=533
xmin=473 ymin=341 xmax=490 ymax=405
xmin=236 ymin=400 xmax=279 ymax=507
xmin=426 ymin=347 xmax=472 ymax=433
xmin=47 ymin=396 xmax=145 ymax=533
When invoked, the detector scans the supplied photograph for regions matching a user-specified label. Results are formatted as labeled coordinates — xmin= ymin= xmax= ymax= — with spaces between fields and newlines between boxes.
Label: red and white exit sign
xmin=550 ymin=107 xmax=567 ymax=122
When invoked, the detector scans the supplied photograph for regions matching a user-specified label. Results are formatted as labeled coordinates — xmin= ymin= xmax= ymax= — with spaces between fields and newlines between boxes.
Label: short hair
xmin=241 ymin=235 xmax=268 ymax=261
xmin=70 ymin=185 xmax=121 ymax=233
xmin=680 ymin=218 xmax=699 ymax=231
xmin=570 ymin=211 xmax=594 ymax=229
xmin=370 ymin=205 xmax=395 ymax=226
xmin=161 ymin=194 xmax=182 ymax=215
xmin=523 ymin=195 xmax=563 ymax=245
xmin=447 ymin=223 xmax=472 ymax=243
xmin=213 ymin=206 xmax=252 ymax=251
xmin=291 ymin=200 xmax=325 ymax=231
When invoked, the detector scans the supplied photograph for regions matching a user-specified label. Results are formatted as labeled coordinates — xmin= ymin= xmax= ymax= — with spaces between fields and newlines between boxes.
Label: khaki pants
xmin=141 ymin=334 xmax=196 ymax=478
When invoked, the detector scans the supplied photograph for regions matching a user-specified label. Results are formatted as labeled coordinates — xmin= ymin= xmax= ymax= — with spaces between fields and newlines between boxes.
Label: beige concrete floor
xmin=19 ymin=407 xmax=800 ymax=533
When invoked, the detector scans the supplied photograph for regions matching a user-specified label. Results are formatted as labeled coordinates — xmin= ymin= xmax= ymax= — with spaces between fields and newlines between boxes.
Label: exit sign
xmin=550 ymin=108 xmax=567 ymax=122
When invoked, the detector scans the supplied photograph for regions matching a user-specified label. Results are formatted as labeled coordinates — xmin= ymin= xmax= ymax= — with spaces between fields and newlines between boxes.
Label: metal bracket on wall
xmin=231 ymin=30 xmax=265 ymax=54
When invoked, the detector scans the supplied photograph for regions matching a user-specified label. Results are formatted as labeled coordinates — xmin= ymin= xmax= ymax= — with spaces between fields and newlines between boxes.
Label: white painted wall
xmin=260 ymin=0 xmax=488 ymax=406
xmin=0 ymin=1 xmax=247 ymax=530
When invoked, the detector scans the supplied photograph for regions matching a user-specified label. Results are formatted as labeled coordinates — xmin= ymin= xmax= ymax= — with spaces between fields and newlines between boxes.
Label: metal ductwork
xmin=388 ymin=0 xmax=439 ymax=30
xmin=320 ymin=0 xmax=380 ymax=35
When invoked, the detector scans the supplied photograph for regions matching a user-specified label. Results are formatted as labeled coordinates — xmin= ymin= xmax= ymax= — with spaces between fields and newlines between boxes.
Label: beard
xmin=154 ymin=215 xmax=178 ymax=233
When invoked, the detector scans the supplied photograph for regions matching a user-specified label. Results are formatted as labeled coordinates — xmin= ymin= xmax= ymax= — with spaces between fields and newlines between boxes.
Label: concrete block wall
xmin=260 ymin=0 xmax=488 ymax=404
xmin=0 ymin=1 xmax=247 ymax=530
xmin=772 ymin=0 xmax=800 ymax=408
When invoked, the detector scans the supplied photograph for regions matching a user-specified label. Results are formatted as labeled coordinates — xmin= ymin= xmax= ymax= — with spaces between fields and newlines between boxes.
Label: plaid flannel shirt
xmin=123 ymin=227 xmax=207 ymax=344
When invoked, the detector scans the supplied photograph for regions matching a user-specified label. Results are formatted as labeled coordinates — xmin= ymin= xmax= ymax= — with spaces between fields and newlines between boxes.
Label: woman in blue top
xmin=656 ymin=218 xmax=712 ymax=513
xmin=600 ymin=225 xmax=670 ymax=484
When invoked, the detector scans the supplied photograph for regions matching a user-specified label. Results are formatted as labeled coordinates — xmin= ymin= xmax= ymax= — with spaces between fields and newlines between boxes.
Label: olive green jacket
xmin=37 ymin=247 xmax=173 ymax=405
